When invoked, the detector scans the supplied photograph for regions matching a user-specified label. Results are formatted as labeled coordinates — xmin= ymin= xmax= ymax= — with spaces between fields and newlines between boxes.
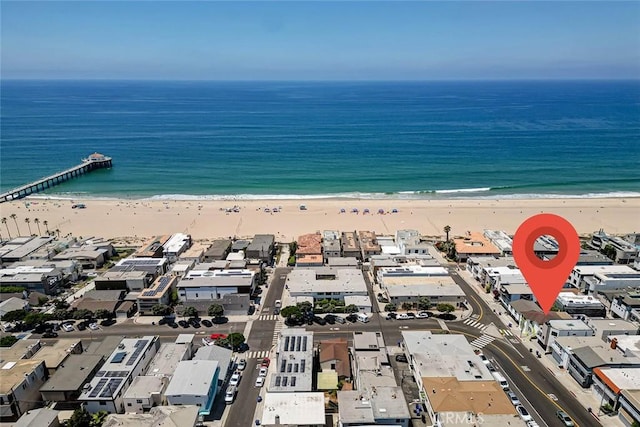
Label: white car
xmin=237 ymin=359 xmax=247 ymax=371
xmin=229 ymin=372 xmax=241 ymax=386
xmin=516 ymin=405 xmax=533 ymax=422
xmin=255 ymin=376 xmax=265 ymax=387
xmin=506 ymin=391 xmax=521 ymax=406
xmin=88 ymin=323 xmax=99 ymax=331
xmin=224 ymin=386 xmax=236 ymax=404
xmin=416 ymin=312 xmax=429 ymax=319
xmin=396 ymin=313 xmax=410 ymax=320
xmin=477 ymin=353 xmax=491 ymax=365
xmin=62 ymin=323 xmax=74 ymax=332
xmin=259 ymin=367 xmax=268 ymax=377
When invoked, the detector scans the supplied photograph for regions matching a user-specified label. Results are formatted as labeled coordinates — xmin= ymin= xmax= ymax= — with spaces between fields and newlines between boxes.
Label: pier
xmin=0 ymin=153 xmax=112 ymax=203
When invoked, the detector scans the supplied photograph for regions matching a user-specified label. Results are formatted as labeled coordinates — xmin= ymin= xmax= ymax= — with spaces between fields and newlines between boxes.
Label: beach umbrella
xmin=340 ymin=208 xmax=346 ymax=213
xmin=363 ymin=208 xmax=370 ymax=214
xmin=392 ymin=208 xmax=398 ymax=213
xmin=378 ymin=209 xmax=385 ymax=214
xmin=352 ymin=208 xmax=359 ymax=213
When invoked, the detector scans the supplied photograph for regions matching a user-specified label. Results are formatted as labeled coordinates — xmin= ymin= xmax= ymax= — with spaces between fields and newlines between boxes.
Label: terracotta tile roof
xmin=421 ymin=377 xmax=516 ymax=415
xmin=297 ymin=233 xmax=323 ymax=256
xmin=454 ymin=232 xmax=501 ymax=255
xmin=319 ymin=338 xmax=350 ymax=378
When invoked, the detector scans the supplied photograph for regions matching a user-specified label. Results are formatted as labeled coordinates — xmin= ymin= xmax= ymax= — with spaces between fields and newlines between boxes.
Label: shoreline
xmin=1 ymin=196 xmax=637 ymax=243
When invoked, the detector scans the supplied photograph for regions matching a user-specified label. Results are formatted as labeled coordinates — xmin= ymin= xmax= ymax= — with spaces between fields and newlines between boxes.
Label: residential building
xmin=508 ymin=300 xmax=572 ymax=339
xmin=591 ymin=230 xmax=638 ymax=264
xmin=0 ymin=360 xmax=48 ymax=421
xmin=396 ymin=229 xmax=431 ymax=255
xmin=592 ymin=367 xmax=640 ymax=425
xmin=323 ymin=230 xmax=341 ymax=260
xmin=137 ymin=276 xmax=177 ymax=315
xmin=52 ymin=244 xmax=112 ymax=269
xmin=177 ymin=269 xmax=256 ymax=302
xmin=0 ymin=237 xmax=55 ymax=263
xmin=358 ymin=231 xmax=381 ymax=260
xmin=582 ymin=318 xmax=639 ymax=340
xmin=341 ymin=231 xmax=361 ymax=260
xmin=319 ymin=338 xmax=350 ymax=380
xmin=612 ymin=292 xmax=640 ymax=321
xmin=70 ymin=298 xmax=120 ymax=318
xmin=193 ymin=345 xmax=233 ymax=390
xmin=286 ymin=268 xmax=370 ymax=312
xmin=466 ymin=256 xmax=515 ymax=284
xmin=122 ymin=376 xmax=166 ymax=414
xmin=245 ymin=234 xmax=275 ymax=263
xmin=170 ymin=260 xmax=195 ymax=277
xmin=327 ymin=257 xmax=359 ymax=269
xmin=39 ymin=354 xmax=104 ymax=402
xmin=94 ymin=270 xmax=150 ymax=292
xmin=132 ymin=236 xmax=171 ymax=258
xmin=29 ymin=339 xmax=83 ymax=375
xmin=590 ymin=271 xmax=640 ymax=294
xmin=269 ymin=328 xmax=314 ymax=393
xmin=377 ymin=265 xmax=448 ymax=284
xmin=230 ymin=239 xmax=250 ymax=253
xmin=297 ymin=233 xmax=323 ymax=266
xmin=538 ymin=319 xmax=594 ymax=350
xmin=202 ymin=239 xmax=232 ymax=262
xmin=0 ymin=266 xmax=63 ymax=295
xmin=401 ymin=331 xmax=518 ymax=427
xmin=453 ymin=232 xmax=501 ymax=262
xmin=179 ymin=242 xmax=210 ymax=263
xmin=497 ymin=283 xmax=534 ymax=306
xmin=482 ymin=229 xmax=513 ymax=255
xmin=102 ymin=405 xmax=200 ymax=427
xmin=261 ymin=392 xmax=325 ymax=426
xmin=10 ymin=259 xmax=82 ymax=284
xmin=569 ymin=265 xmax=638 ymax=293
xmin=113 ymin=258 xmax=168 ymax=277
xmin=14 ymin=407 xmax=60 ymax=427
xmin=0 ymin=297 xmax=29 ymax=318
xmin=79 ymin=336 xmax=160 ymax=414
xmin=164 ymin=360 xmax=219 ymax=417
xmin=381 ymin=275 xmax=465 ymax=307
xmin=145 ymin=342 xmax=192 ymax=380
xmin=555 ymin=292 xmax=607 ymax=317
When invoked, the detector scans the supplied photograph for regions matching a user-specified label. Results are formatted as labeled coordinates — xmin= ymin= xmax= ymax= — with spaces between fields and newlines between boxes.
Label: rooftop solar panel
xmin=99 ymin=378 xmax=123 ymax=398
xmin=111 ymin=352 xmax=127 ymax=363
xmin=88 ymin=378 xmax=108 ymax=398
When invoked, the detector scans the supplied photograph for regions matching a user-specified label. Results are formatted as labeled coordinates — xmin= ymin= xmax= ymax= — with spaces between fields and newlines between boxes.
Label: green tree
xmin=436 ymin=303 xmax=455 ymax=314
xmin=10 ymin=213 xmax=20 ymax=236
xmin=34 ymin=218 xmax=42 ymax=235
xmin=183 ymin=306 xmax=199 ymax=318
xmin=287 ymin=255 xmax=296 ymax=266
xmin=297 ymin=301 xmax=313 ymax=312
xmin=53 ymin=309 xmax=70 ymax=320
xmin=289 ymin=241 xmax=298 ymax=256
xmin=344 ymin=304 xmax=359 ymax=314
xmin=92 ymin=410 xmax=108 ymax=427
xmin=0 ymin=336 xmax=18 ymax=347
xmin=444 ymin=225 xmax=451 ymax=242
xmin=151 ymin=304 xmax=172 ymax=316
xmin=23 ymin=312 xmax=46 ymax=327
xmin=1 ymin=309 xmax=27 ymax=322
xmin=1 ymin=217 xmax=11 ymax=239
xmin=384 ymin=303 xmax=397 ymax=312
xmin=25 ymin=218 xmax=32 ymax=235
xmin=54 ymin=299 xmax=70 ymax=310
xmin=66 ymin=407 xmax=93 ymax=427
xmin=73 ymin=309 xmax=94 ymax=320
xmin=0 ymin=285 xmax=26 ymax=293
xmin=37 ymin=296 xmax=49 ymax=306
xmin=208 ymin=303 xmax=224 ymax=317
xmin=169 ymin=289 xmax=179 ymax=305
xmin=227 ymin=332 xmax=246 ymax=350
xmin=401 ymin=302 xmax=414 ymax=311
xmin=417 ymin=297 xmax=431 ymax=311
xmin=94 ymin=309 xmax=113 ymax=320
xmin=280 ymin=305 xmax=301 ymax=318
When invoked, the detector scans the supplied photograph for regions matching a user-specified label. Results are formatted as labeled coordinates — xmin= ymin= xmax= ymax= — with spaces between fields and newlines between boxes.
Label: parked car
xmin=189 ymin=318 xmax=201 ymax=328
xmin=211 ymin=316 xmax=229 ymax=324
xmin=178 ymin=320 xmax=189 ymax=328
xmin=261 ymin=357 xmax=270 ymax=368
xmin=158 ymin=317 xmax=168 ymax=325
xmin=386 ymin=312 xmax=397 ymax=320
xmin=506 ymin=391 xmax=521 ymax=406
xmin=237 ymin=359 xmax=247 ymax=371
xmin=396 ymin=313 xmax=410 ymax=320
xmin=229 ymin=372 xmax=241 ymax=386
xmin=259 ymin=367 xmax=268 ymax=377
xmin=76 ymin=323 xmax=87 ymax=331
xmin=62 ymin=323 xmax=74 ymax=332
xmin=201 ymin=319 xmax=213 ymax=327
xmin=416 ymin=311 xmax=430 ymax=319
xmin=236 ymin=343 xmax=249 ymax=353
xmin=477 ymin=353 xmax=490 ymax=365
xmin=516 ymin=405 xmax=532 ymax=422
xmin=395 ymin=354 xmax=408 ymax=363
xmin=313 ymin=316 xmax=327 ymax=326
xmin=345 ymin=314 xmax=358 ymax=323
xmin=556 ymin=410 xmax=575 ymax=427
xmin=88 ymin=323 xmax=99 ymax=331
xmin=334 ymin=316 xmax=346 ymax=324
xmin=324 ymin=314 xmax=336 ymax=324
xmin=42 ymin=331 xmax=58 ymax=338
xmin=100 ymin=318 xmax=116 ymax=327
xmin=168 ymin=322 xmax=178 ymax=328
xmin=255 ymin=376 xmax=265 ymax=387
xmin=405 ymin=312 xmax=416 ymax=319
xmin=224 ymin=386 xmax=237 ymax=404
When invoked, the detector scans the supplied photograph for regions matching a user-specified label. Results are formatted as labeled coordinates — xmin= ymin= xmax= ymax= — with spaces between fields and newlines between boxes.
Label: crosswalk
xmin=470 ymin=334 xmax=495 ymax=349
xmin=258 ymin=315 xmax=279 ymax=321
xmin=463 ymin=318 xmax=489 ymax=331
xmin=272 ymin=320 xmax=284 ymax=346
xmin=245 ymin=350 xmax=270 ymax=359
xmin=500 ymin=329 xmax=515 ymax=337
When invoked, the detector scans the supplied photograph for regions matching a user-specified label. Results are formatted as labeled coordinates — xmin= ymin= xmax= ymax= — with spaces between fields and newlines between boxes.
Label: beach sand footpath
xmin=2 ymin=197 xmax=638 ymax=242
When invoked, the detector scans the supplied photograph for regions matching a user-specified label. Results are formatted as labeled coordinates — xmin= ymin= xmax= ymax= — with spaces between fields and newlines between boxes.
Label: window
xmin=99 ymin=401 xmax=106 ymax=406
xmin=195 ymin=293 xmax=199 ymax=298
xmin=127 ymin=403 xmax=132 ymax=407
xmin=136 ymin=399 xmax=142 ymax=404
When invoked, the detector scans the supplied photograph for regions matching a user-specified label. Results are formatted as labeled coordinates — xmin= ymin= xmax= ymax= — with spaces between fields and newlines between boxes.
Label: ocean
xmin=1 ymin=80 xmax=639 ymax=200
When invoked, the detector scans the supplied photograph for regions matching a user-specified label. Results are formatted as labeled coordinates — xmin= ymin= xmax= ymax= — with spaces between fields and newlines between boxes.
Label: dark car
xmin=345 ymin=314 xmax=358 ymax=323
xmin=34 ymin=323 xmax=53 ymax=334
xmin=285 ymin=316 xmax=304 ymax=327
xmin=211 ymin=316 xmax=229 ymax=324
xmin=42 ymin=331 xmax=58 ymax=338
xmin=313 ymin=316 xmax=327 ymax=326
xmin=201 ymin=319 xmax=213 ymax=328
xmin=158 ymin=317 xmax=168 ymax=325
xmin=77 ymin=322 xmax=87 ymax=331
xmin=247 ymin=305 xmax=256 ymax=315
xmin=386 ymin=312 xmax=397 ymax=320
xmin=236 ymin=343 xmax=250 ymax=353
xmin=100 ymin=318 xmax=116 ymax=327
xmin=395 ymin=354 xmax=408 ymax=363
xmin=53 ymin=323 xmax=61 ymax=331
xmin=168 ymin=322 xmax=178 ymax=328
xmin=324 ymin=315 xmax=336 ymax=324
xmin=178 ymin=320 xmax=189 ymax=328
xmin=189 ymin=318 xmax=201 ymax=328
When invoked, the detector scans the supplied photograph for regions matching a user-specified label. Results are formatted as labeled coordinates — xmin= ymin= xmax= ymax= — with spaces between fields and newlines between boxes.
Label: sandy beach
xmin=1 ymin=197 xmax=637 ymax=243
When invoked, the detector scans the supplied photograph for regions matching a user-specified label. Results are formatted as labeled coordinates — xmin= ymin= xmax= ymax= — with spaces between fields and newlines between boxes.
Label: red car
xmin=261 ymin=357 xmax=270 ymax=367
xmin=210 ymin=333 xmax=228 ymax=340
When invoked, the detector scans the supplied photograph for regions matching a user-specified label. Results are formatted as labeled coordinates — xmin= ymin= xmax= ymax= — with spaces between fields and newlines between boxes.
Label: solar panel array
xmin=121 ymin=259 xmax=162 ymax=266
xmin=142 ymin=276 xmax=172 ymax=297
xmin=88 ymin=378 xmax=108 ymax=398
xmin=104 ymin=370 xmax=128 ymax=378
xmin=99 ymin=378 xmax=123 ymax=398
xmin=126 ymin=339 xmax=149 ymax=366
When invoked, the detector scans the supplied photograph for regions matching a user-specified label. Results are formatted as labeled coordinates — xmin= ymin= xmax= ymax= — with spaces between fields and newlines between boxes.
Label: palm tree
xmin=10 ymin=214 xmax=20 ymax=236
xmin=1 ymin=218 xmax=10 ymax=239
xmin=444 ymin=225 xmax=451 ymax=242
xmin=43 ymin=220 xmax=50 ymax=235
xmin=54 ymin=228 xmax=61 ymax=238
xmin=24 ymin=218 xmax=32 ymax=235
xmin=34 ymin=218 xmax=41 ymax=235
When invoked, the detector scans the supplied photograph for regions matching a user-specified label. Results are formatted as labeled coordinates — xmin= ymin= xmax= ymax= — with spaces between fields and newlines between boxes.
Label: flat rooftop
xmin=0 ymin=360 xmax=44 ymax=394
xmin=123 ymin=375 xmax=166 ymax=399
xmin=146 ymin=343 xmax=190 ymax=378
xmin=270 ymin=329 xmax=314 ymax=392
xmin=594 ymin=367 xmax=640 ymax=392
xmin=422 ymin=377 xmax=516 ymax=415
xmin=454 ymin=232 xmax=501 ymax=255
xmin=40 ymin=354 xmax=104 ymax=393
xmin=287 ymin=268 xmax=368 ymax=294
xmin=572 ymin=265 xmax=638 ymax=276
xmin=164 ymin=360 xmax=219 ymax=397
xmin=262 ymin=392 xmax=325 ymax=426
xmin=547 ymin=319 xmax=593 ymax=331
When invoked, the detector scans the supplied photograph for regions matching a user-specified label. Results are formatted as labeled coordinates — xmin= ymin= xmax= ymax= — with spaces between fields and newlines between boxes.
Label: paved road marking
xmin=272 ymin=320 xmax=284 ymax=345
xmin=258 ymin=315 xmax=279 ymax=321
xmin=470 ymin=334 xmax=495 ymax=349
xmin=245 ymin=350 xmax=270 ymax=359
xmin=521 ymin=365 xmax=531 ymax=372
xmin=500 ymin=328 xmax=515 ymax=337
xmin=463 ymin=318 xmax=489 ymax=330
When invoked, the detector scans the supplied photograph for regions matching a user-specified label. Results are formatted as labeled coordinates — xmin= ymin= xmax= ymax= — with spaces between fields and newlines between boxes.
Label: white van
xmin=357 ymin=313 xmax=370 ymax=323
xmin=492 ymin=372 xmax=509 ymax=390
xmin=274 ymin=300 xmax=282 ymax=308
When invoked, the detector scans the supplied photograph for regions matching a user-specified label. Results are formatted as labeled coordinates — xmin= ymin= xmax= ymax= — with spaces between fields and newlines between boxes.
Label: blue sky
xmin=2 ymin=1 xmax=639 ymax=80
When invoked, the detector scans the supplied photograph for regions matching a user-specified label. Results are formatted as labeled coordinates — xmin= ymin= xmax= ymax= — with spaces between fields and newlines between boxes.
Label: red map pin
xmin=513 ymin=213 xmax=581 ymax=314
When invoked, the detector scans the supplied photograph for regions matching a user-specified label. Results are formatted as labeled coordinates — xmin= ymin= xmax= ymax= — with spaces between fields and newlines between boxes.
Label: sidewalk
xmin=457 ymin=267 xmax=622 ymax=426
